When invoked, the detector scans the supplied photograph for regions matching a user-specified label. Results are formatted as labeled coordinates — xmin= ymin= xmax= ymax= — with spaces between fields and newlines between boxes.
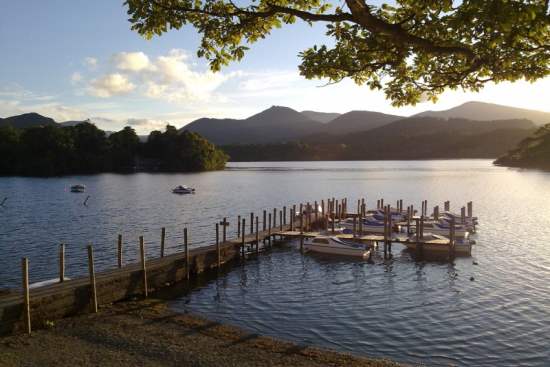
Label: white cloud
xmin=113 ymin=51 xmax=152 ymax=72
xmin=84 ymin=57 xmax=98 ymax=70
xmin=89 ymin=73 xmax=135 ymax=98
xmin=84 ymin=49 xmax=239 ymax=103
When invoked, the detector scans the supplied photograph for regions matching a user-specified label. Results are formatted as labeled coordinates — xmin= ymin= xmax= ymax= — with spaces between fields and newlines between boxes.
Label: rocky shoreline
xmin=0 ymin=298 xmax=401 ymax=367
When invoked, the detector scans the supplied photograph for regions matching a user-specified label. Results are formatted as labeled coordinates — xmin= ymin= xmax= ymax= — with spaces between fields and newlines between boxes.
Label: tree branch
xmin=344 ymin=0 xmax=476 ymax=60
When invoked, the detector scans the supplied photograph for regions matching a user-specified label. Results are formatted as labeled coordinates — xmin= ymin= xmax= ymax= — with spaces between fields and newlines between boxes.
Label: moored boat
xmin=70 ymin=184 xmax=86 ymax=193
xmin=172 ymin=185 xmax=195 ymax=194
xmin=402 ymin=233 xmax=472 ymax=255
xmin=304 ymin=236 xmax=371 ymax=258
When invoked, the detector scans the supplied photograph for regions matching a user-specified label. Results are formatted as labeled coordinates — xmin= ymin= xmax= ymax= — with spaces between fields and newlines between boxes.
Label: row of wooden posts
xmin=18 ymin=197 xmax=472 ymax=335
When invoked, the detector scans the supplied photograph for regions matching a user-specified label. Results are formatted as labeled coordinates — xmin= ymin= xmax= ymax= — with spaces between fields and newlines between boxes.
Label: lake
xmin=1 ymin=160 xmax=549 ymax=366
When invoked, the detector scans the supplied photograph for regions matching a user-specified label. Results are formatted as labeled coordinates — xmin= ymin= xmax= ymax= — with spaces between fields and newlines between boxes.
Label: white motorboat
xmin=304 ymin=236 xmax=371 ymax=258
xmin=70 ymin=184 xmax=86 ymax=193
xmin=340 ymin=217 xmax=397 ymax=234
xmin=172 ymin=185 xmax=195 ymax=194
xmin=403 ymin=233 xmax=472 ymax=255
xmin=423 ymin=222 xmax=469 ymax=238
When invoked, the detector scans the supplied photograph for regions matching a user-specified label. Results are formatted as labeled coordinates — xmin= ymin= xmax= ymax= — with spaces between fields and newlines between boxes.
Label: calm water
xmin=1 ymin=160 xmax=550 ymax=366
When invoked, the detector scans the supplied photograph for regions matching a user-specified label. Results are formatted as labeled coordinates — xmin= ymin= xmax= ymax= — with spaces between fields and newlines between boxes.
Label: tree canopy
xmin=0 ymin=123 xmax=228 ymax=176
xmin=125 ymin=0 xmax=550 ymax=105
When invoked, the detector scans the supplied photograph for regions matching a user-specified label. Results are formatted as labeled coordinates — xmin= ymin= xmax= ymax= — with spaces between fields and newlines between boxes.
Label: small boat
xmin=340 ymin=217 xmax=399 ymax=234
xmin=304 ymin=236 xmax=371 ymax=258
xmin=403 ymin=233 xmax=472 ymax=255
xmin=172 ymin=185 xmax=195 ymax=194
xmin=424 ymin=222 xmax=470 ymax=238
xmin=70 ymin=184 xmax=86 ymax=193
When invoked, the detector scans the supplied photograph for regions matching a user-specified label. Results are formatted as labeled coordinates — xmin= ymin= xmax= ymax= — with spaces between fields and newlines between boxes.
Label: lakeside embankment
xmin=0 ymin=298 xmax=400 ymax=367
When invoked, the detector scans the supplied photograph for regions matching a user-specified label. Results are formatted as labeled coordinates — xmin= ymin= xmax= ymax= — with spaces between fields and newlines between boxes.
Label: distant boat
xmin=172 ymin=185 xmax=195 ymax=194
xmin=304 ymin=236 xmax=371 ymax=258
xmin=70 ymin=184 xmax=86 ymax=193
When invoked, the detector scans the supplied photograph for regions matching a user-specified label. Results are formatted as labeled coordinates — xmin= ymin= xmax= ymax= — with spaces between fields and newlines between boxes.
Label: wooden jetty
xmin=0 ymin=197 xmax=475 ymax=336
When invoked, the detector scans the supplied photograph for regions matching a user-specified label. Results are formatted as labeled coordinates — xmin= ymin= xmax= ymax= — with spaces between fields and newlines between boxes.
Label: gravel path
xmin=0 ymin=298 xmax=401 ymax=367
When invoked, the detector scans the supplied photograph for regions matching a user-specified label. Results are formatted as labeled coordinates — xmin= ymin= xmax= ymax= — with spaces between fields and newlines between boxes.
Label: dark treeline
xmin=222 ymin=128 xmax=534 ymax=162
xmin=494 ymin=123 xmax=550 ymax=170
xmin=0 ymin=123 xmax=228 ymax=176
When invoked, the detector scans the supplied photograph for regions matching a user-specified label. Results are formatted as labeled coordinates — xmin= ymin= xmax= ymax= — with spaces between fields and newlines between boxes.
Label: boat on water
xmin=304 ymin=236 xmax=371 ymax=258
xmin=340 ymin=217 xmax=399 ymax=234
xmin=172 ymin=185 xmax=195 ymax=194
xmin=70 ymin=184 xmax=86 ymax=193
xmin=422 ymin=221 xmax=470 ymax=238
xmin=403 ymin=233 xmax=473 ymax=255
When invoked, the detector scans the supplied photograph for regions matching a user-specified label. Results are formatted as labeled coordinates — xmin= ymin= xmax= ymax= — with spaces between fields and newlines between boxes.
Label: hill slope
xmin=0 ymin=113 xmax=56 ymax=129
xmin=224 ymin=117 xmax=536 ymax=161
xmin=325 ymin=111 xmax=402 ymax=135
xmin=416 ymin=101 xmax=550 ymax=126
xmin=300 ymin=111 xmax=340 ymax=123
xmin=494 ymin=124 xmax=550 ymax=170
xmin=183 ymin=106 xmax=324 ymax=145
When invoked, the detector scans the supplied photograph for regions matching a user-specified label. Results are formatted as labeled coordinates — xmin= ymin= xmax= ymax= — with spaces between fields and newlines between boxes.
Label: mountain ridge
xmin=415 ymin=101 xmax=550 ymax=126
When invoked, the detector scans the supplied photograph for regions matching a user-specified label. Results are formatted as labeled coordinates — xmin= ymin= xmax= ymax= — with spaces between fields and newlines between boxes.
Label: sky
xmin=1 ymin=0 xmax=549 ymax=134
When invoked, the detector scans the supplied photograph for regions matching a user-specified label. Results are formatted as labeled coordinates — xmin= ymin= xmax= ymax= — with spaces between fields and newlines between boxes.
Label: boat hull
xmin=402 ymin=242 xmax=472 ymax=255
xmin=304 ymin=243 xmax=371 ymax=258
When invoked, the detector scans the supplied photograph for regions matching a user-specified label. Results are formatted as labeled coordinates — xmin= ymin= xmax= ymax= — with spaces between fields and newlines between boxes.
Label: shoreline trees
xmin=0 ymin=123 xmax=228 ymax=176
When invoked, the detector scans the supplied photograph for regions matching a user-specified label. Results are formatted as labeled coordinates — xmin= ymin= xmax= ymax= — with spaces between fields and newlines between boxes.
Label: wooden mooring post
xmin=216 ymin=223 xmax=220 ymax=268
xmin=255 ymin=216 xmax=260 ymax=254
xmin=160 ymin=227 xmax=166 ymax=258
xmin=279 ymin=210 xmax=283 ymax=231
xmin=461 ymin=207 xmax=466 ymax=224
xmin=221 ymin=217 xmax=228 ymax=242
xmin=184 ymin=228 xmax=189 ymax=279
xmin=268 ymin=213 xmax=272 ymax=245
xmin=87 ymin=245 xmax=98 ymax=313
xmin=263 ymin=210 xmax=267 ymax=231
xmin=237 ymin=215 xmax=241 ymax=238
xmin=250 ymin=212 xmax=254 ymax=234
xmin=283 ymin=206 xmax=287 ymax=225
xmin=117 ymin=234 xmax=123 ymax=268
xmin=434 ymin=206 xmax=440 ymax=221
xmin=59 ymin=244 xmax=65 ymax=283
xmin=467 ymin=201 xmax=473 ymax=218
xmin=22 ymin=257 xmax=31 ymax=335
xmin=241 ymin=219 xmax=246 ymax=258
xmin=444 ymin=201 xmax=450 ymax=211
xmin=384 ymin=207 xmax=389 ymax=259
xmin=139 ymin=236 xmax=148 ymax=298
xmin=407 ymin=206 xmax=411 ymax=234
xmin=449 ymin=217 xmax=456 ymax=257
xmin=415 ymin=218 xmax=421 ymax=254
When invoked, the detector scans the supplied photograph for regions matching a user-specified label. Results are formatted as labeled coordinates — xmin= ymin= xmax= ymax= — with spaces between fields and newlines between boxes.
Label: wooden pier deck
xmin=1 ymin=197 xmax=475 ymax=336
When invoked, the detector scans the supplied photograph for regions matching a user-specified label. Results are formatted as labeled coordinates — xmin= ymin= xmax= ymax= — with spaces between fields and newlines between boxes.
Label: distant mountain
xmin=224 ymin=117 xmax=536 ymax=161
xmin=300 ymin=111 xmax=340 ymax=123
xmin=325 ymin=111 xmax=402 ymax=135
xmin=183 ymin=107 xmax=404 ymax=144
xmin=0 ymin=113 xmax=56 ymax=129
xmin=495 ymin=124 xmax=550 ymax=170
xmin=415 ymin=101 xmax=550 ymax=126
xmin=183 ymin=106 xmax=324 ymax=145
xmin=359 ymin=116 xmax=535 ymax=138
